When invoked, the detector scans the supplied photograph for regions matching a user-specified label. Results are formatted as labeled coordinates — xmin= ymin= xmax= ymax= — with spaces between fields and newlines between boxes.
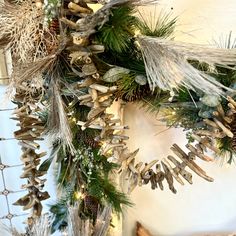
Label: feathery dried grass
xmin=29 ymin=215 xmax=52 ymax=236
xmin=138 ymin=36 xmax=236 ymax=95
xmin=66 ymin=205 xmax=112 ymax=236
xmin=67 ymin=206 xmax=92 ymax=236
xmin=48 ymin=78 xmax=75 ymax=154
xmin=6 ymin=215 xmax=52 ymax=236
xmin=0 ymin=0 xmax=55 ymax=63
xmin=93 ymin=206 xmax=112 ymax=236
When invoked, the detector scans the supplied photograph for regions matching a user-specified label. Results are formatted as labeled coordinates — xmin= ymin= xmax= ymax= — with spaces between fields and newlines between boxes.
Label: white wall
xmin=123 ymin=1 xmax=236 ymax=235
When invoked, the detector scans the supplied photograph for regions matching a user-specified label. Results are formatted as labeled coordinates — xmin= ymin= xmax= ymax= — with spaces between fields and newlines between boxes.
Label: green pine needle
xmin=138 ymin=11 xmax=177 ymax=38
xmin=96 ymin=6 xmax=139 ymax=53
xmin=88 ymin=173 xmax=133 ymax=214
xmin=216 ymin=136 xmax=236 ymax=164
xmin=115 ymin=73 xmax=149 ymax=101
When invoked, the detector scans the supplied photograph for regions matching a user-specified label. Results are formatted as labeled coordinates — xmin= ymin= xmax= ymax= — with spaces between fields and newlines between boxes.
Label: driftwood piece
xmin=155 ymin=164 xmax=165 ymax=190
xmin=213 ymin=118 xmax=234 ymax=138
xmin=161 ymin=161 xmax=177 ymax=194
xmin=68 ymin=2 xmax=92 ymax=14
xmin=171 ymin=144 xmax=214 ymax=182
xmin=186 ymin=144 xmax=213 ymax=162
xmin=167 ymin=155 xmax=193 ymax=184
xmin=162 ymin=158 xmax=184 ymax=185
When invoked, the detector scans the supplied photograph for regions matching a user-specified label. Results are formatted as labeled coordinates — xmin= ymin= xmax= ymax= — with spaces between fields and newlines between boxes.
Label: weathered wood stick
xmin=195 ymin=143 xmax=203 ymax=154
xmin=213 ymin=118 xmax=233 ymax=138
xmin=128 ymin=163 xmax=138 ymax=174
xmin=60 ymin=17 xmax=79 ymax=30
xmin=161 ymin=161 xmax=177 ymax=194
xmin=163 ymin=158 xmax=184 ymax=185
xmin=191 ymin=134 xmax=219 ymax=153
xmin=68 ymin=2 xmax=92 ymax=14
xmin=194 ymin=130 xmax=224 ymax=138
xmin=167 ymin=155 xmax=193 ymax=184
xmin=171 ymin=144 xmax=214 ymax=182
xmin=216 ymin=104 xmax=225 ymax=117
xmin=78 ymin=94 xmax=92 ymax=100
xmin=141 ymin=160 xmax=158 ymax=176
xmin=155 ymin=164 xmax=165 ymax=190
xmin=89 ymin=84 xmax=110 ymax=93
xmin=227 ymin=96 xmax=236 ymax=108
xmin=228 ymin=103 xmax=236 ymax=113
xmin=186 ymin=144 xmax=214 ymax=162
xmin=203 ymin=118 xmax=218 ymax=128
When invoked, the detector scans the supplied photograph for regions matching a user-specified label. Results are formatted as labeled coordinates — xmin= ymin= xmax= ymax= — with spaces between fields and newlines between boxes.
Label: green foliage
xmin=49 ymin=144 xmax=131 ymax=232
xmin=50 ymin=201 xmax=68 ymax=233
xmin=96 ymin=6 xmax=139 ymax=53
xmin=139 ymin=91 xmax=170 ymax=115
xmin=115 ymin=73 xmax=148 ymax=101
xmin=174 ymin=88 xmax=199 ymax=103
xmin=138 ymin=12 xmax=177 ymax=38
xmin=88 ymin=173 xmax=132 ymax=214
xmin=217 ymin=136 xmax=236 ymax=164
xmin=160 ymin=105 xmax=201 ymax=130
xmin=214 ymin=67 xmax=236 ymax=88
xmin=49 ymin=185 xmax=75 ymax=233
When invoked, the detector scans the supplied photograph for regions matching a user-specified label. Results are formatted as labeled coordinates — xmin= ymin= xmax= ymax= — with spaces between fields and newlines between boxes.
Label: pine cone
xmin=49 ymin=19 xmax=60 ymax=34
xmin=84 ymin=195 xmax=99 ymax=216
xmin=84 ymin=136 xmax=100 ymax=148
xmin=231 ymin=114 xmax=236 ymax=151
xmin=116 ymin=85 xmax=150 ymax=102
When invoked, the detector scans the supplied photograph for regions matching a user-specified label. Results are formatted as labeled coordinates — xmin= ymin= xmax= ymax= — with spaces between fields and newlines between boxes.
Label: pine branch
xmin=138 ymin=11 xmax=177 ymax=38
xmin=96 ymin=6 xmax=139 ymax=53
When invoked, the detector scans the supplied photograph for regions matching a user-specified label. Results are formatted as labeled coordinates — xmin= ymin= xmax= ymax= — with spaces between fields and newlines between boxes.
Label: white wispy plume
xmin=138 ymin=36 xmax=236 ymax=95
xmin=66 ymin=205 xmax=112 ymax=236
xmin=48 ymin=79 xmax=76 ymax=155
xmin=0 ymin=0 xmax=51 ymax=63
xmin=6 ymin=214 xmax=52 ymax=236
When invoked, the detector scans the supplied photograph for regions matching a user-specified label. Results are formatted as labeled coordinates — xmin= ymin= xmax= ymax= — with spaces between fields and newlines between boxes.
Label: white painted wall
xmin=123 ymin=1 xmax=236 ymax=235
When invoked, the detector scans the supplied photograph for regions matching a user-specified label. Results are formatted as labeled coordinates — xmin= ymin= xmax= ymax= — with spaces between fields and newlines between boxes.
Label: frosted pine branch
xmin=138 ymin=36 xmax=236 ymax=95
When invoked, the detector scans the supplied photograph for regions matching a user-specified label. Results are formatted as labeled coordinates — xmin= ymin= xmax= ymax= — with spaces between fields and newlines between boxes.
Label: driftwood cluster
xmin=120 ymin=142 xmax=214 ymax=194
xmin=124 ymin=97 xmax=236 ymax=194
xmin=192 ymin=96 xmax=236 ymax=153
xmin=12 ymin=89 xmax=49 ymax=225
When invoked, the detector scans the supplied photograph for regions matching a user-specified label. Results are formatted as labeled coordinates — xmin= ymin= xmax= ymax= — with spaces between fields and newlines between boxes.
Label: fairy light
xmin=134 ymin=29 xmax=141 ymax=37
xmin=75 ymin=191 xmax=85 ymax=200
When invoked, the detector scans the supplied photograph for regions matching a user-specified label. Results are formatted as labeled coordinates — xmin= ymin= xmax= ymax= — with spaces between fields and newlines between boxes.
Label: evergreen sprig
xmin=138 ymin=11 xmax=177 ymax=38
xmin=88 ymin=173 xmax=132 ymax=214
xmin=96 ymin=6 xmax=139 ymax=53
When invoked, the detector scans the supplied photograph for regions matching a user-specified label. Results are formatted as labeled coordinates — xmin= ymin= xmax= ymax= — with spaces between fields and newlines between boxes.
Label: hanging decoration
xmin=0 ymin=0 xmax=236 ymax=234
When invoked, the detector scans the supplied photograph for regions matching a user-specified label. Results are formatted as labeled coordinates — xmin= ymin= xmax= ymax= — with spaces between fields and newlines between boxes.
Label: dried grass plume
xmin=0 ymin=0 xmax=54 ymax=63
xmin=138 ymin=36 xmax=236 ymax=95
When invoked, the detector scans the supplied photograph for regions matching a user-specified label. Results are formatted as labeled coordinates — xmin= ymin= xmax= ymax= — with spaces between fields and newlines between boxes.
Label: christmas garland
xmin=1 ymin=0 xmax=236 ymax=235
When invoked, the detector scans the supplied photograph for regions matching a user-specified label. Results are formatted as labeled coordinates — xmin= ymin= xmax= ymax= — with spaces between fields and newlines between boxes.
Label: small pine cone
xmin=84 ymin=195 xmax=99 ymax=216
xmin=231 ymin=115 xmax=236 ymax=151
xmin=116 ymin=85 xmax=150 ymax=102
xmin=49 ymin=19 xmax=60 ymax=34
xmin=84 ymin=137 xmax=99 ymax=149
